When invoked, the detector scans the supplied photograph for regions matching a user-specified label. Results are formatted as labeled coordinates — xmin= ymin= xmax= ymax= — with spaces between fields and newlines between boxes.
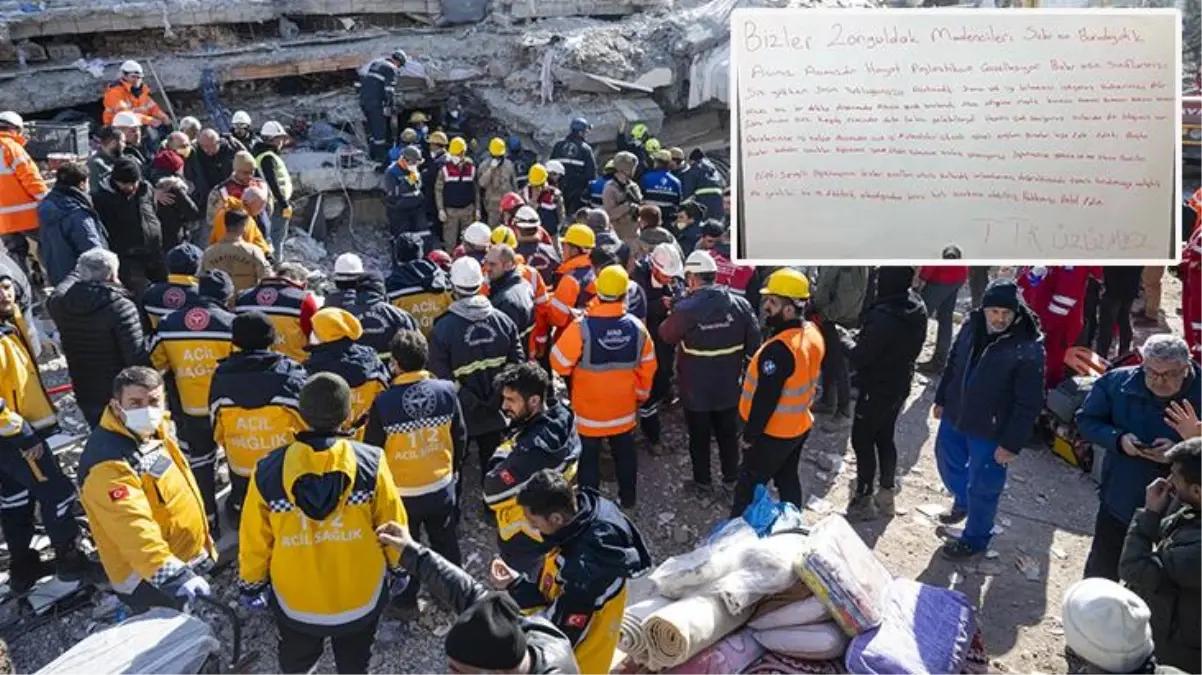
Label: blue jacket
xmin=37 ymin=185 xmax=109 ymax=286
xmin=640 ymin=169 xmax=683 ymax=224
xmin=1076 ymin=363 xmax=1202 ymax=524
xmin=681 ymin=159 xmax=725 ymax=221
xmin=658 ymin=285 xmax=761 ymax=411
xmin=331 ymin=276 xmax=419 ymax=359
xmin=587 ymin=176 xmax=610 ymax=208
xmin=934 ymin=305 xmax=1045 ymax=453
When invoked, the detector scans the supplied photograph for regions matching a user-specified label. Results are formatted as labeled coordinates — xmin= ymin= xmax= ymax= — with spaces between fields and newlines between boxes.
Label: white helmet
xmin=650 ymin=243 xmax=684 ymax=277
xmin=260 ymin=120 xmax=287 ymax=138
xmin=513 ymin=205 xmax=540 ymax=229
xmin=463 ymin=222 xmax=492 ymax=248
xmin=112 ymin=111 xmax=142 ymax=128
xmin=333 ymin=253 xmax=364 ymax=281
xmin=684 ymin=249 xmax=718 ymax=275
xmin=0 ymin=111 xmax=23 ymax=130
xmin=450 ymin=256 xmax=484 ymax=290
xmin=231 ymin=110 xmax=252 ymax=127
xmin=545 ymin=160 xmax=566 ymax=176
xmin=120 ymin=60 xmax=143 ymax=76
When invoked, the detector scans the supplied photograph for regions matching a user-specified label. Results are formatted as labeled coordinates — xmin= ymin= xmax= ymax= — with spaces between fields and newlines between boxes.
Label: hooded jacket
xmin=848 ymin=282 xmax=928 ymax=397
xmin=658 ymin=285 xmax=761 ymax=412
xmin=305 ymin=331 xmax=391 ymax=441
xmin=508 ymin=489 xmax=652 ymax=674
xmin=430 ymin=295 xmax=524 ymax=436
xmin=92 ymin=176 xmax=163 ymax=258
xmin=143 ymin=275 xmax=201 ymax=330
xmin=209 ymin=350 xmax=307 ymax=478
xmin=153 ymin=175 xmax=200 ymax=251
xmin=386 ymin=260 xmax=454 ymax=337
xmin=47 ymin=274 xmax=147 ymax=414
xmin=236 ymin=278 xmax=319 ymax=363
xmin=149 ymin=297 xmax=235 ymax=420
xmin=333 ymin=275 xmax=419 ymax=360
xmin=37 ymin=184 xmax=110 ymax=286
xmin=813 ymin=266 xmax=870 ymax=328
xmin=487 ymin=268 xmax=536 ymax=346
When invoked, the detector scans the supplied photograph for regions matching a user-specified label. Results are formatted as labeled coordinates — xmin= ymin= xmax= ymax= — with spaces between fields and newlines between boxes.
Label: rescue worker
xmin=548 ymin=224 xmax=597 ymax=334
xmin=491 ymin=226 xmax=551 ymax=358
xmin=1016 ymin=265 xmax=1101 ymax=389
xmin=102 ymin=61 xmax=170 ymax=128
xmin=499 ymin=191 xmax=526 ymax=231
xmin=732 ymin=268 xmax=824 ymax=517
xmin=149 ymin=270 xmax=236 ymax=527
xmin=78 ymin=366 xmax=215 ymax=611
xmin=200 ymin=208 xmax=272 ymax=293
xmin=436 ymin=137 xmax=479 ymax=251
xmin=667 ymin=147 xmax=686 ymax=177
xmin=214 ymin=186 xmax=275 ymax=258
xmin=359 ymin=50 xmax=408 ymax=163
xmin=630 ymin=243 xmax=684 ymax=458
xmin=238 ymin=372 xmax=408 ymax=675
xmin=209 ymin=312 xmax=306 ymax=518
xmin=364 ymin=329 xmax=467 ymax=616
xmin=408 ymin=111 xmax=431 ymax=145
xmin=544 ymin=160 xmax=566 ymax=190
xmin=480 ymin=138 xmax=519 ymax=226
xmin=455 ymin=221 xmax=493 ymax=264
xmin=633 ymin=205 xmax=683 ymax=266
xmin=335 ymin=271 xmax=420 ymax=362
xmin=229 ymin=111 xmax=258 ymax=150
xmin=88 ymin=126 xmax=126 ymax=193
xmin=592 ymin=247 xmax=646 ymax=323
xmin=143 ymin=243 xmax=203 ymax=330
xmin=388 ymin=127 xmax=420 ymax=165
xmin=1180 ymin=204 xmax=1201 ymax=362
xmin=93 ymin=158 xmax=166 ymax=299
xmin=615 ymin=121 xmax=649 ymax=180
xmin=430 ymin=257 xmax=524 ymax=479
xmin=673 ymin=199 xmax=707 ymax=255
xmin=551 ymin=265 xmax=656 ymax=507
xmin=386 ymin=233 xmax=454 ymax=337
xmin=484 ymin=362 xmax=581 ymax=578
xmin=484 ymin=243 xmax=536 ymax=352
xmin=236 ymin=262 xmax=321 ymax=363
xmin=602 ymin=151 xmax=643 ymax=245
xmin=549 ymin=118 xmax=598 ymax=213
xmin=680 ymin=149 xmax=725 ymax=221
xmin=640 ymin=150 xmax=683 ymax=226
xmin=492 ymin=470 xmax=651 ymax=674
xmin=515 ymin=206 xmax=561 ymax=286
xmin=384 ymin=145 xmax=427 ymax=238
xmin=252 ymin=121 xmax=294 ymax=258
xmin=111 ymin=111 xmax=147 ymax=166
xmin=0 ymin=112 xmax=48 ymax=259
xmin=440 ymin=97 xmax=472 ymax=143
xmin=659 ymin=250 xmax=761 ymax=497
xmin=423 ymin=131 xmax=451 ymax=224
xmin=696 ymin=220 xmax=760 ymax=308
xmin=305 ymin=308 xmax=391 ymax=441
xmin=587 ymin=160 xmax=615 ymax=209
xmin=523 ymin=164 xmax=566 ymax=238
xmin=205 ymin=151 xmax=271 ymax=224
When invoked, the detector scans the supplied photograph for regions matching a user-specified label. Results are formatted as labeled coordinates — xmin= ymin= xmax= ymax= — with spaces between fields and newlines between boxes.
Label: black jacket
xmin=153 ymin=177 xmax=200 ymax=251
xmin=400 ymin=544 xmax=579 ymax=673
xmin=330 ymin=276 xmax=420 ymax=358
xmin=209 ymin=349 xmax=307 ymax=413
xmin=1102 ymin=266 xmax=1144 ymax=302
xmin=47 ymin=274 xmax=147 ymax=410
xmin=658 ymin=285 xmax=761 ymax=411
xmin=847 ymin=288 xmax=928 ymax=397
xmin=430 ymin=296 xmax=524 ymax=436
xmin=92 ymin=177 xmax=163 ymax=258
xmin=37 ymin=184 xmax=110 ymax=286
xmin=488 ymin=269 xmax=536 ymax=344
xmin=186 ymin=140 xmax=239 ymax=207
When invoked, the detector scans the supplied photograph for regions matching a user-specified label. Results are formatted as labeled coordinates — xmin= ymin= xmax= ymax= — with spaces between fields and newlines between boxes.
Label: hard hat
xmin=0 ymin=111 xmax=23 ymax=129
xmin=463 ymin=222 xmax=493 ymax=248
xmin=120 ymin=60 xmax=143 ymax=75
xmin=488 ymin=137 xmax=506 ymax=157
xmin=763 ymin=268 xmax=811 ymax=300
xmin=428 ymin=130 xmax=448 ymax=146
xmin=513 ymin=205 xmax=540 ymax=229
xmin=668 ymin=147 xmax=685 ymax=161
xmin=603 ymin=159 xmax=615 ymax=174
xmin=260 ymin=120 xmax=287 ymax=138
xmin=629 ymin=123 xmax=648 ymax=140
xmin=112 ymin=111 xmax=142 ymax=128
xmin=527 ymin=163 xmax=548 ymax=187
xmin=595 ymin=265 xmax=630 ymax=301
xmin=409 ymin=111 xmax=430 ymax=124
xmin=613 ymin=151 xmax=638 ymax=175
xmin=562 ymin=223 xmax=596 ymax=249
xmin=507 ymin=135 xmax=521 ymax=152
xmin=400 ymin=145 xmax=423 ymax=164
xmin=390 ymin=49 xmax=408 ymax=64
xmin=490 ymin=226 xmax=517 ymax=247
xmin=644 ymin=138 xmax=662 ymax=154
xmin=333 ymin=253 xmax=365 ymax=281
xmin=448 ymin=137 xmax=467 ymax=156
xmin=500 ymin=192 xmax=525 ymax=213
xmin=400 ymin=127 xmax=418 ymax=143
xmin=652 ymin=149 xmax=672 ymax=163
xmin=545 ymin=160 xmax=565 ymax=176
xmin=450 ymin=256 xmax=484 ymax=290
xmin=569 ymin=117 xmax=591 ymax=133
xmin=231 ymin=110 xmax=252 ymax=127
xmin=684 ymin=250 xmax=718 ymax=275
xmin=650 ymin=243 xmax=684 ymax=278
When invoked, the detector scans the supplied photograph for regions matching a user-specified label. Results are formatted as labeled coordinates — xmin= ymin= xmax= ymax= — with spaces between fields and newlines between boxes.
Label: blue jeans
xmin=921 ymin=281 xmax=962 ymax=364
xmin=935 ymin=420 xmax=1008 ymax=551
xmin=268 ymin=212 xmax=288 ymax=259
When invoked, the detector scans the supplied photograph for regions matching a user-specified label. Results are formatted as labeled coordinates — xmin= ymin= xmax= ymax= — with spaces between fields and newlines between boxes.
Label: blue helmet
xmin=570 ymin=117 xmax=591 ymax=133
xmin=507 ymin=135 xmax=522 ymax=152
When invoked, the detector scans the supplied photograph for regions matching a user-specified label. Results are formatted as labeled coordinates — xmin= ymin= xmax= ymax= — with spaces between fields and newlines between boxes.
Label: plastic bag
xmin=741 ymin=484 xmax=805 ymax=536
xmin=650 ymin=520 xmax=759 ymax=599
xmin=713 ymin=532 xmax=808 ymax=615
xmin=36 ymin=608 xmax=219 ymax=674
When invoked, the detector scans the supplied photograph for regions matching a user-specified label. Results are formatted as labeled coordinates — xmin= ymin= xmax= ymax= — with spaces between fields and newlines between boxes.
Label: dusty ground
xmin=5 ymin=229 xmax=1187 ymax=673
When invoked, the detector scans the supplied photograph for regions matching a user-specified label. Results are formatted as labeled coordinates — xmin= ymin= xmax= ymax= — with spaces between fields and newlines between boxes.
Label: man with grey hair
xmin=177 ymin=117 xmax=201 ymax=143
xmin=484 ymin=243 xmax=535 ymax=346
xmin=1078 ymin=332 xmax=1201 ymax=581
xmin=48 ymin=249 xmax=147 ymax=427
xmin=186 ymin=128 xmax=239 ymax=241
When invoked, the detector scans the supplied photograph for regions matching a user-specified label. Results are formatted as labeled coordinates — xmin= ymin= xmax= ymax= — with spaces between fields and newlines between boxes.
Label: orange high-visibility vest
xmin=0 ymin=132 xmax=47 ymax=235
xmin=738 ymin=324 xmax=824 ymax=439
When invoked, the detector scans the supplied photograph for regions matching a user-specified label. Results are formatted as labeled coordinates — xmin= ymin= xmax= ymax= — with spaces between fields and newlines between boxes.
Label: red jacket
xmin=1017 ymin=265 xmax=1099 ymax=330
xmin=918 ymin=266 xmax=969 ymax=285
xmin=711 ymin=250 xmax=756 ymax=295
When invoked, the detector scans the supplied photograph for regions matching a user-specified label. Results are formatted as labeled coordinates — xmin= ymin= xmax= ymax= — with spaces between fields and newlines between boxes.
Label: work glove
xmin=388 ymin=569 xmax=412 ymax=598
xmin=239 ymin=591 xmax=268 ymax=612
xmin=175 ymin=575 xmax=211 ymax=601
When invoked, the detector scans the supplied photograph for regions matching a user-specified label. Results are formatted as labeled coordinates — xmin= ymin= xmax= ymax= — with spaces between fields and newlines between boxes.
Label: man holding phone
xmin=1077 ymin=333 xmax=1202 ymax=581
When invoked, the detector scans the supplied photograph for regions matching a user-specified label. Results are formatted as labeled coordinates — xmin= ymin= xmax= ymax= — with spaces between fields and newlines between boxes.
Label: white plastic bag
xmin=650 ymin=520 xmax=758 ymax=599
xmin=713 ymin=533 xmax=808 ymax=615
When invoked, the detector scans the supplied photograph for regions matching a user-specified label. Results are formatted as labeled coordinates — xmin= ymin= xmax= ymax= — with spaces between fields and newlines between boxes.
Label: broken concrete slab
xmin=555 ymin=67 xmax=656 ymax=95
xmin=475 ymin=85 xmax=663 ymax=150
xmin=498 ymin=0 xmax=671 ymax=20
xmin=287 ymin=150 xmax=383 ymax=194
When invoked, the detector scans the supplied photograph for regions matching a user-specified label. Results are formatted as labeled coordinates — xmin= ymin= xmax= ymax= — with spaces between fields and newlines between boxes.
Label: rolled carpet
xmin=643 ymin=594 xmax=752 ymax=670
xmin=618 ymin=595 xmax=673 ymax=661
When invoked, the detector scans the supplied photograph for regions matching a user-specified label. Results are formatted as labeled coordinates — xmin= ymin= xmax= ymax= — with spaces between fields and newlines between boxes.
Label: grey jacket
xmin=813 ymin=266 xmax=869 ymax=328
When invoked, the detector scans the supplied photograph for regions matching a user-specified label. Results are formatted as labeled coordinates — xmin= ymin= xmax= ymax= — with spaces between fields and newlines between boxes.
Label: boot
xmin=874 ymin=486 xmax=898 ymax=516
xmin=7 ymin=550 xmax=51 ymax=594
xmin=54 ymin=547 xmax=100 ymax=583
xmin=846 ymin=491 xmax=878 ymax=522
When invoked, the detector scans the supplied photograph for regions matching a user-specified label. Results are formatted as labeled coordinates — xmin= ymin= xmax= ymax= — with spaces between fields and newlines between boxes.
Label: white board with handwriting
xmin=731 ymin=8 xmax=1180 ymax=263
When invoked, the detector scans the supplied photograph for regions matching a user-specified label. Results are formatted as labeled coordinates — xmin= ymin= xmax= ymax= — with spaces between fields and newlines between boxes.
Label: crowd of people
xmin=0 ymin=53 xmax=1200 ymax=673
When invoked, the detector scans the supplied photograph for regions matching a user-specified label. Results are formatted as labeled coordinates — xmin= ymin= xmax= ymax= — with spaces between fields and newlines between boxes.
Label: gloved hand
xmin=388 ymin=570 xmax=411 ymax=598
xmin=240 ymin=591 xmax=268 ymax=612
xmin=175 ymin=575 xmax=211 ymax=601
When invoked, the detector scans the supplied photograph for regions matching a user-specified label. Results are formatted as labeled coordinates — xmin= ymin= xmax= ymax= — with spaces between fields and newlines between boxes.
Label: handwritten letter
xmin=733 ymin=9 xmax=1180 ymax=261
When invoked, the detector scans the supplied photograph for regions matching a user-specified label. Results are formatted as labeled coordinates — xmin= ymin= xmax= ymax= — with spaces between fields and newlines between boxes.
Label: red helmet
xmin=500 ymin=192 xmax=525 ymax=213
xmin=427 ymin=249 xmax=452 ymax=271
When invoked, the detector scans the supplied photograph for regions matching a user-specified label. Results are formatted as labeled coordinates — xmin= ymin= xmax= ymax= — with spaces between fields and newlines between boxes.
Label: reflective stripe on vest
xmin=693 ymin=186 xmax=722 ymax=196
xmin=579 ymin=315 xmax=644 ymax=372
xmin=452 ymin=355 xmax=508 ymax=379
xmin=255 ymin=150 xmax=293 ymax=201
xmin=569 ymin=266 xmax=595 ymax=309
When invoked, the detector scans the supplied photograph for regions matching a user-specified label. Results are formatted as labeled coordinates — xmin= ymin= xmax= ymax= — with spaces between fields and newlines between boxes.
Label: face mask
xmin=448 ymin=155 xmax=462 ymax=165
xmin=309 ymin=332 xmax=322 ymax=346
xmin=122 ymin=406 xmax=163 ymax=435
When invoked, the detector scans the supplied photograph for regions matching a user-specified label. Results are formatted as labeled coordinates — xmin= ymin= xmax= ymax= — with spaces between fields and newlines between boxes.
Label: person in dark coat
xmin=92 ymin=158 xmax=166 ymax=299
xmin=87 ymin=126 xmax=125 ymax=194
xmin=485 ymin=244 xmax=536 ymax=345
xmin=843 ymin=267 xmax=928 ymax=520
xmin=149 ymin=145 xmax=200 ymax=251
xmin=187 ymin=130 xmax=240 ymax=243
xmin=629 ymin=244 xmax=684 ymax=457
xmin=47 ymin=249 xmax=147 ymax=428
xmin=1096 ymin=266 xmax=1144 ymax=359
xmin=330 ymin=271 xmax=420 ymax=362
xmin=37 ymin=161 xmax=109 ymax=286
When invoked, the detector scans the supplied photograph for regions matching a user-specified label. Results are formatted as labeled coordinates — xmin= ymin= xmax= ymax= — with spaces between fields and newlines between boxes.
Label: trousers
xmin=0 ymin=445 xmax=80 ymax=555
xmin=731 ymin=432 xmax=808 ymax=517
xmin=580 ymin=432 xmax=638 ymax=506
xmin=176 ymin=415 xmax=218 ymax=522
xmin=117 ymin=253 xmax=167 ymax=304
xmin=684 ymin=407 xmax=740 ymax=486
xmin=638 ymin=342 xmax=674 ymax=446
xmin=1096 ymin=292 xmax=1135 ymax=359
xmin=934 ymin=421 xmax=1008 ymax=551
xmin=440 ymin=205 xmax=476 ymax=251
xmin=362 ymin=104 xmax=392 ymax=163
xmin=397 ymin=488 xmax=461 ymax=605
xmin=1082 ymin=507 xmax=1128 ymax=582
xmin=278 ymin=619 xmax=378 ymax=674
xmin=388 ymin=205 xmax=429 ymax=239
xmin=473 ymin=430 xmax=505 ymax=483
xmin=818 ymin=320 xmax=851 ymax=412
xmin=850 ymin=389 xmax=905 ymax=491
xmin=921 ymin=281 xmax=962 ymax=364
xmin=1140 ymin=266 xmax=1164 ymax=317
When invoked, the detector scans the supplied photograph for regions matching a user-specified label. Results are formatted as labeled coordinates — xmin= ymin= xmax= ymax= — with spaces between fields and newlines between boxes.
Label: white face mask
xmin=122 ymin=406 xmax=164 ymax=436
xmin=309 ymin=332 xmax=322 ymax=346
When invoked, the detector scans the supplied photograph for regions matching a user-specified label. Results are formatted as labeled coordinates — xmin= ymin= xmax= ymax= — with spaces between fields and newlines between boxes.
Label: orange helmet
xmin=500 ymin=192 xmax=525 ymax=213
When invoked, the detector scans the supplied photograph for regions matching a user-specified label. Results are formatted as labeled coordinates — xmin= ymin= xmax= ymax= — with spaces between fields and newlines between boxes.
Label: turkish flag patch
xmin=566 ymin=613 xmax=588 ymax=629
xmin=499 ymin=469 xmax=516 ymax=486
xmin=108 ymin=485 xmax=130 ymax=502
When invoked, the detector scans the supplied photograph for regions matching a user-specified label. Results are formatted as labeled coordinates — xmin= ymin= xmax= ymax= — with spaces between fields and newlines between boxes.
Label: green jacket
xmin=1119 ymin=503 xmax=1201 ymax=675
xmin=813 ymin=267 xmax=869 ymax=328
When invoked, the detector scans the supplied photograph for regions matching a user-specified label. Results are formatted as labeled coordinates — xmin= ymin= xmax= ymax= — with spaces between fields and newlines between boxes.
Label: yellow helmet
xmin=562 ymin=223 xmax=596 ymax=249
xmin=596 ymin=265 xmax=630 ymax=301
xmin=527 ymin=163 xmax=548 ymax=187
xmin=763 ymin=268 xmax=810 ymax=300
xmin=644 ymin=138 xmax=662 ymax=154
xmin=490 ymin=225 xmax=517 ymax=247
xmin=630 ymin=122 xmax=648 ymax=141
xmin=488 ymin=137 xmax=506 ymax=157
xmin=408 ymin=111 xmax=430 ymax=124
xmin=448 ymin=137 xmax=467 ymax=156
xmin=400 ymin=127 xmax=418 ymax=143
xmin=428 ymin=131 xmax=449 ymax=147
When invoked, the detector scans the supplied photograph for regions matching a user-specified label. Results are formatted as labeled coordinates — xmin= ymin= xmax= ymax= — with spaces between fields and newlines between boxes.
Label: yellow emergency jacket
xmin=77 ymin=407 xmax=215 ymax=595
xmin=364 ymin=371 xmax=465 ymax=498
xmin=239 ymin=432 xmax=407 ymax=636
xmin=149 ymin=301 xmax=235 ymax=419
xmin=0 ymin=311 xmax=56 ymax=434
xmin=209 ymin=350 xmax=307 ymax=478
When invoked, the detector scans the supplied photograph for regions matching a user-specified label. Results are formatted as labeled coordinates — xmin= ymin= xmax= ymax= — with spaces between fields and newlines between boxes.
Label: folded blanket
xmin=664 ymin=630 xmax=765 ymax=674
xmin=752 ymin=582 xmax=813 ymax=620
xmin=618 ymin=595 xmax=673 ymax=661
xmin=741 ymin=652 xmax=844 ymax=675
xmin=643 ymin=594 xmax=752 ymax=670
xmin=752 ymin=622 xmax=848 ymax=661
xmin=845 ymin=578 xmax=976 ymax=675
xmin=715 ymin=533 xmax=808 ymax=615
xmin=748 ymin=597 xmax=830 ymax=631
xmin=795 ymin=515 xmax=893 ymax=636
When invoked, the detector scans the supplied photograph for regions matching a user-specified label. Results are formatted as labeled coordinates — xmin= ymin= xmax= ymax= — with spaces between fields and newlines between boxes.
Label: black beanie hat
xmin=165 ymin=243 xmax=203 ymax=276
xmin=689 ymin=148 xmax=705 ymax=162
xmin=681 ymin=200 xmax=708 ymax=223
xmin=111 ymin=158 xmax=141 ymax=184
xmin=981 ymin=279 xmax=1021 ymax=312
xmin=445 ymin=594 xmax=528 ymax=671
xmin=197 ymin=270 xmax=234 ymax=303
xmin=232 ymin=311 xmax=276 ymax=351
xmin=699 ymin=219 xmax=725 ymax=238
xmin=876 ymin=266 xmax=915 ymax=299
xmin=299 ymin=372 xmax=352 ymax=431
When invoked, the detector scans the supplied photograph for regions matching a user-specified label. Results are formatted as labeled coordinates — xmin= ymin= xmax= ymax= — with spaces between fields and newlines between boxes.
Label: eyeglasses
xmin=1144 ymin=365 xmax=1188 ymax=382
